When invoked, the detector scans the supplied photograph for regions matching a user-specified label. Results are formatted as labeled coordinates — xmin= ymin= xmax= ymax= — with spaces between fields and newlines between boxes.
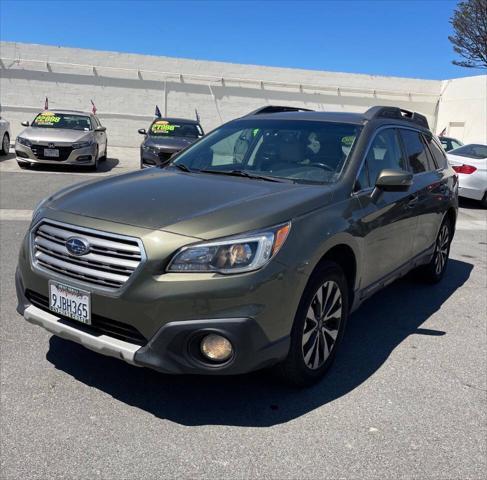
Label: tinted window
xmin=174 ymin=120 xmax=361 ymax=184
xmin=425 ymin=136 xmax=448 ymax=168
xmin=400 ymin=129 xmax=435 ymax=173
xmin=356 ymin=129 xmax=406 ymax=189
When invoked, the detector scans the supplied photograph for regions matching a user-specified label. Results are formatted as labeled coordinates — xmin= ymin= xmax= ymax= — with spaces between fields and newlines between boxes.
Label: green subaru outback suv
xmin=16 ymin=105 xmax=458 ymax=386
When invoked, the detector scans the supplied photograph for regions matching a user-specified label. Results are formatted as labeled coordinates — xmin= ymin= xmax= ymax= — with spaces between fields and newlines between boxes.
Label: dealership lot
xmin=1 ymin=151 xmax=486 ymax=479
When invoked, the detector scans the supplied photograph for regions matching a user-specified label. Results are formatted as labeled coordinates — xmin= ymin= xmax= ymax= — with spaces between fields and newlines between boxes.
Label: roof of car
xmin=242 ymin=111 xmax=366 ymax=125
xmin=240 ymin=105 xmax=431 ymax=131
xmin=150 ymin=117 xmax=200 ymax=125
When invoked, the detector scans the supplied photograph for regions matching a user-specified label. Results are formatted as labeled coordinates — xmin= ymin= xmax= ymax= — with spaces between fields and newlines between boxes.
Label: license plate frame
xmin=44 ymin=148 xmax=59 ymax=158
xmin=49 ymin=281 xmax=91 ymax=324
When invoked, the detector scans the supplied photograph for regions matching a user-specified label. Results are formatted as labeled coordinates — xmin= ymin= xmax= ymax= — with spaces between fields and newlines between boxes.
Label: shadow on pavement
xmin=46 ymin=259 xmax=473 ymax=427
xmin=459 ymin=197 xmax=485 ymax=210
xmin=0 ymin=152 xmax=16 ymax=163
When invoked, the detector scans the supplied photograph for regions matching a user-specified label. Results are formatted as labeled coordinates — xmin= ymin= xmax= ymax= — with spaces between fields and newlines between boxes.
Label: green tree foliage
xmin=449 ymin=0 xmax=487 ymax=68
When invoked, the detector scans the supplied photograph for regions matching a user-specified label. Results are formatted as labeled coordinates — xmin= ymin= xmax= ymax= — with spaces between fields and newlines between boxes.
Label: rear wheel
xmin=1 ymin=133 xmax=9 ymax=155
xmin=480 ymin=192 xmax=487 ymax=209
xmin=416 ymin=218 xmax=452 ymax=283
xmin=278 ymin=261 xmax=349 ymax=387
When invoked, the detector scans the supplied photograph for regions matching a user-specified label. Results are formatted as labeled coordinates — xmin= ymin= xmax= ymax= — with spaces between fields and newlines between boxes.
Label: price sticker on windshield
xmin=35 ymin=112 xmax=61 ymax=125
xmin=151 ymin=120 xmax=180 ymax=133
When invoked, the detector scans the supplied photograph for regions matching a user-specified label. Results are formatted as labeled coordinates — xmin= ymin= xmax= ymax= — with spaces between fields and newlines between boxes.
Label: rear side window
xmin=425 ymin=136 xmax=448 ymax=169
xmin=400 ymin=129 xmax=436 ymax=173
xmin=355 ymin=128 xmax=406 ymax=190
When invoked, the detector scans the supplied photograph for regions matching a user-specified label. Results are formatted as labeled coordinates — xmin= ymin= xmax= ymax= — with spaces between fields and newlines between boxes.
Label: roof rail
xmin=365 ymin=106 xmax=429 ymax=129
xmin=245 ymin=105 xmax=314 ymax=116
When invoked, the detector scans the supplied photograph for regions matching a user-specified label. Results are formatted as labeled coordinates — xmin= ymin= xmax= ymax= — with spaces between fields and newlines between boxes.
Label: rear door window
xmin=399 ymin=129 xmax=435 ymax=173
xmin=425 ymin=136 xmax=448 ymax=169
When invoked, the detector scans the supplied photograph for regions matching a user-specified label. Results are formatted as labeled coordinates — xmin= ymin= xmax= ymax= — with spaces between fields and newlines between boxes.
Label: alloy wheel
xmin=302 ymin=280 xmax=342 ymax=370
xmin=434 ymin=224 xmax=449 ymax=275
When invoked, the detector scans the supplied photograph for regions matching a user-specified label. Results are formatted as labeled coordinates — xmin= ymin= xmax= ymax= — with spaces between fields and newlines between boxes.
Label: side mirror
xmin=138 ymin=128 xmax=147 ymax=135
xmin=374 ymin=169 xmax=413 ymax=192
xmin=95 ymin=126 xmax=106 ymax=132
xmin=21 ymin=121 xmax=30 ymax=127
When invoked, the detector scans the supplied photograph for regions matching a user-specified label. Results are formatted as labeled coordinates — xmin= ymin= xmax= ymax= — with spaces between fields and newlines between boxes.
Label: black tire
xmin=1 ymin=133 xmax=10 ymax=155
xmin=278 ymin=261 xmax=349 ymax=387
xmin=416 ymin=217 xmax=452 ymax=284
xmin=480 ymin=193 xmax=487 ymax=209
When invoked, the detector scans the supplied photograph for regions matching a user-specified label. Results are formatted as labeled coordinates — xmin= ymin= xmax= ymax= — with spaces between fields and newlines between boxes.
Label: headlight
xmin=167 ymin=223 xmax=291 ymax=274
xmin=142 ymin=144 xmax=158 ymax=154
xmin=17 ymin=136 xmax=31 ymax=147
xmin=72 ymin=140 xmax=93 ymax=149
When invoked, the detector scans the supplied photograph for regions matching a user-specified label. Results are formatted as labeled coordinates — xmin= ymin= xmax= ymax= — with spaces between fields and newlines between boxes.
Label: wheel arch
xmin=312 ymin=243 xmax=358 ymax=308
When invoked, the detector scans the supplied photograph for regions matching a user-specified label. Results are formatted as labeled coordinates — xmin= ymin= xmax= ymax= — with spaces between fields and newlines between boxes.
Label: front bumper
xmin=16 ymin=212 xmax=301 ymax=374
xmin=16 ymin=269 xmax=290 ymax=374
xmin=15 ymin=142 xmax=97 ymax=166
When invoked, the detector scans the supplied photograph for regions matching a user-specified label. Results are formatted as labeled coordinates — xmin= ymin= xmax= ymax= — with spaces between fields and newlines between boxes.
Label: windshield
xmin=149 ymin=120 xmax=202 ymax=138
xmin=32 ymin=112 xmax=92 ymax=131
xmin=172 ymin=120 xmax=361 ymax=184
xmin=450 ymin=144 xmax=487 ymax=160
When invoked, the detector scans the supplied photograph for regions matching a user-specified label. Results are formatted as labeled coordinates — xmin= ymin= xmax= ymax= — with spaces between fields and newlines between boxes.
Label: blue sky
xmin=0 ymin=0 xmax=481 ymax=80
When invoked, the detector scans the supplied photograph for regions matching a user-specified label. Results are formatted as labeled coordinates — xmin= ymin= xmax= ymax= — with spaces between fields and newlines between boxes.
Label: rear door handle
xmin=407 ymin=194 xmax=419 ymax=208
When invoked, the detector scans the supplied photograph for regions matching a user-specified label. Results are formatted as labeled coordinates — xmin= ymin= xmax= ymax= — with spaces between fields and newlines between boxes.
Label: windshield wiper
xmin=200 ymin=169 xmax=291 ymax=183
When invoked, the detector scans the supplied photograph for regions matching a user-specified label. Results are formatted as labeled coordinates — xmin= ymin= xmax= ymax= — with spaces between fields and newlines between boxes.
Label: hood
xmin=48 ymin=168 xmax=333 ymax=239
xmin=143 ymin=136 xmax=196 ymax=151
xmin=19 ymin=127 xmax=92 ymax=144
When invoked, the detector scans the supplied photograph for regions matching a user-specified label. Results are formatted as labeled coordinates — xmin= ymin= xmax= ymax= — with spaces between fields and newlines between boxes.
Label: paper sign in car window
xmin=35 ymin=113 xmax=61 ymax=125
xmin=151 ymin=121 xmax=180 ymax=133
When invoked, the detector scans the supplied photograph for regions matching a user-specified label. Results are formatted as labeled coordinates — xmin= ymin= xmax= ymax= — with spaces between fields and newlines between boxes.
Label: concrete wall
xmin=0 ymin=41 xmax=485 ymax=148
xmin=436 ymin=76 xmax=487 ymax=144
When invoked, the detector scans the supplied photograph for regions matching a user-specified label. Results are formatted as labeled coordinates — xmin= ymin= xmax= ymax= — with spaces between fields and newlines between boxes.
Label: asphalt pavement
xmin=0 ymin=150 xmax=486 ymax=479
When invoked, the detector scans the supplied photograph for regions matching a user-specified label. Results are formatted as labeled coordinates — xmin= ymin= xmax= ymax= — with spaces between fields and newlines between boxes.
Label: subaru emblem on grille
xmin=65 ymin=237 xmax=90 ymax=256
xmin=48 ymin=143 xmax=55 ymax=149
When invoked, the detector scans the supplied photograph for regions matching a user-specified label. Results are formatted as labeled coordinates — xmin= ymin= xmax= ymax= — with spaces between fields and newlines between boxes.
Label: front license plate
xmin=44 ymin=148 xmax=59 ymax=157
xmin=49 ymin=281 xmax=91 ymax=324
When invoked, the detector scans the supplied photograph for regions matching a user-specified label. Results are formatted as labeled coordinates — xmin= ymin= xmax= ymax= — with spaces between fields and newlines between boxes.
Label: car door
xmin=353 ymin=127 xmax=417 ymax=289
xmin=398 ymin=129 xmax=448 ymax=256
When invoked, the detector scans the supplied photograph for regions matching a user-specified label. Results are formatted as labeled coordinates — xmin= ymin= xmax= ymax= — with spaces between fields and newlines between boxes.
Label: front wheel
xmin=416 ymin=218 xmax=452 ymax=283
xmin=1 ymin=133 xmax=10 ymax=155
xmin=278 ymin=261 xmax=349 ymax=387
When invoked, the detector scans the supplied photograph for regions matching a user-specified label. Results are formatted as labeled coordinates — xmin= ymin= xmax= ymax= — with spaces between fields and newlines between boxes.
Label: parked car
xmin=0 ymin=115 xmax=11 ymax=155
xmin=139 ymin=117 xmax=203 ymax=168
xmin=15 ymin=110 xmax=107 ymax=170
xmin=439 ymin=136 xmax=463 ymax=152
xmin=16 ymin=105 xmax=457 ymax=387
xmin=447 ymin=143 xmax=487 ymax=207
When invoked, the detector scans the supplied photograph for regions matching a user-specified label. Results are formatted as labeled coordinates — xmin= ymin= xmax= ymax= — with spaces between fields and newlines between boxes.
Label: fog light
xmin=200 ymin=334 xmax=233 ymax=362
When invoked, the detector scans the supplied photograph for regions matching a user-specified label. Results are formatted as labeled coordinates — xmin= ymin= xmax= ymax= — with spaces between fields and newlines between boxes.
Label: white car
xmin=0 ymin=116 xmax=11 ymax=155
xmin=448 ymin=143 xmax=487 ymax=207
